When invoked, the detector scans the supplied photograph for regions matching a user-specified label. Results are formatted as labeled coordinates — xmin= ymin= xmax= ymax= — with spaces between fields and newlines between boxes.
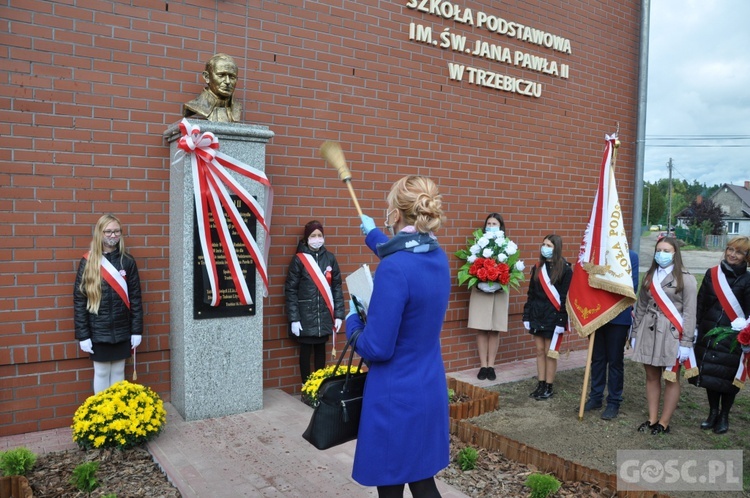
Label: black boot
xmin=700 ymin=409 xmax=719 ymax=430
xmin=529 ymin=381 xmax=546 ymax=397
xmin=713 ymin=411 xmax=729 ymax=434
xmin=535 ymin=383 xmax=554 ymax=400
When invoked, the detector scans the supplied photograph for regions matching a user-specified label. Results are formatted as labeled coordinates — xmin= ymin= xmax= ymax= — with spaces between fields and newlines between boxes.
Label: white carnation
xmin=477 ymin=236 xmax=490 ymax=248
xmin=482 ymin=248 xmax=494 ymax=258
xmin=497 ymin=253 xmax=508 ymax=263
xmin=469 ymin=244 xmax=481 ymax=255
xmin=515 ymin=260 xmax=526 ymax=272
xmin=505 ymin=241 xmax=518 ymax=255
xmin=467 ymin=255 xmax=477 ymax=263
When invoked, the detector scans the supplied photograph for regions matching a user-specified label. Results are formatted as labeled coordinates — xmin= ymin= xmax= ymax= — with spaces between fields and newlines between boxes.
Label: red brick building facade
xmin=0 ymin=0 xmax=643 ymax=435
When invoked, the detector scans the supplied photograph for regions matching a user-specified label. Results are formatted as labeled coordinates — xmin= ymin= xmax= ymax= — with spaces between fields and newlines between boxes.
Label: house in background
xmin=710 ymin=181 xmax=750 ymax=236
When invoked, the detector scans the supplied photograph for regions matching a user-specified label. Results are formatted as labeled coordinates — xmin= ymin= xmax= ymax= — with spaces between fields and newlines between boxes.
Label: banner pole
xmin=578 ymin=332 xmax=596 ymax=421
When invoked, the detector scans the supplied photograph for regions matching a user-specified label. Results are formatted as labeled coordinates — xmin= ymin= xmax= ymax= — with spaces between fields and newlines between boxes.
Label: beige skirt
xmin=467 ymin=287 xmax=509 ymax=332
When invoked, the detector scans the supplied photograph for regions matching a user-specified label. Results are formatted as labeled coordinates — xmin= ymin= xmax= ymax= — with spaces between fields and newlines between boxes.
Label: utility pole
xmin=667 ymin=158 xmax=673 ymax=230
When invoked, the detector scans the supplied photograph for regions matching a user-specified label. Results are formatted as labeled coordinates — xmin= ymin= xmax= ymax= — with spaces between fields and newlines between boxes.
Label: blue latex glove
xmin=360 ymin=214 xmax=376 ymax=235
xmin=346 ymin=298 xmax=358 ymax=320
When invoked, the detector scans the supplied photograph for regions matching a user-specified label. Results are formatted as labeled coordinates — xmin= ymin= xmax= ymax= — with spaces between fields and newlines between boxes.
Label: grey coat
xmin=631 ymin=269 xmax=697 ymax=367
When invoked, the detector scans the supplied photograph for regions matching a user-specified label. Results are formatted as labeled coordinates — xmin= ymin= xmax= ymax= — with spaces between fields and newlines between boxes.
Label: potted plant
xmin=71 ymin=380 xmax=167 ymax=450
xmin=0 ymin=446 xmax=35 ymax=498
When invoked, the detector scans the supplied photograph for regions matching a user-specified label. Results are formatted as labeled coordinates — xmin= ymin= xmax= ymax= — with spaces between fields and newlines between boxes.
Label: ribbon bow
xmin=177 ymin=118 xmax=272 ymax=306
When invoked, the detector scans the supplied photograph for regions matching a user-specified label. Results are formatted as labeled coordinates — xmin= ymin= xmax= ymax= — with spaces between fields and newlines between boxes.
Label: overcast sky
xmin=644 ymin=0 xmax=750 ymax=188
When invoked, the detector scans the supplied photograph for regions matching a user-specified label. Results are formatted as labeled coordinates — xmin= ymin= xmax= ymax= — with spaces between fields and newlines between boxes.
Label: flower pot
xmin=0 ymin=475 xmax=33 ymax=498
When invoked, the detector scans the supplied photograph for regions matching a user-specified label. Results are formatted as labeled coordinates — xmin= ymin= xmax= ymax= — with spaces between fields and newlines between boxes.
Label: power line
xmin=645 ymin=135 xmax=750 ymax=148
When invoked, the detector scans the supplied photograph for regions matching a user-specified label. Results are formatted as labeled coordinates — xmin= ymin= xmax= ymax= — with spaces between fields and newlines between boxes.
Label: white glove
xmin=523 ymin=321 xmax=530 ymax=330
xmin=731 ymin=317 xmax=748 ymax=331
xmin=79 ymin=339 xmax=94 ymax=354
xmin=630 ymin=337 xmax=636 ymax=350
xmin=678 ymin=346 xmax=691 ymax=363
xmin=130 ymin=335 xmax=142 ymax=349
xmin=291 ymin=321 xmax=302 ymax=336
xmin=693 ymin=328 xmax=698 ymax=344
xmin=553 ymin=326 xmax=564 ymax=335
xmin=334 ymin=318 xmax=342 ymax=333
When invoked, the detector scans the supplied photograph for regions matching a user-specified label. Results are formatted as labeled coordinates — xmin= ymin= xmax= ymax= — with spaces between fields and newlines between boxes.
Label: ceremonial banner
xmin=567 ymin=134 xmax=636 ymax=337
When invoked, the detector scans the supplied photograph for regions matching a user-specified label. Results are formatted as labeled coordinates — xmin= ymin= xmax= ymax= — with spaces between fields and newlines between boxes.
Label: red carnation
xmin=738 ymin=324 xmax=750 ymax=347
xmin=497 ymin=263 xmax=511 ymax=285
xmin=483 ymin=258 xmax=496 ymax=270
xmin=486 ymin=266 xmax=500 ymax=281
xmin=476 ymin=267 xmax=488 ymax=281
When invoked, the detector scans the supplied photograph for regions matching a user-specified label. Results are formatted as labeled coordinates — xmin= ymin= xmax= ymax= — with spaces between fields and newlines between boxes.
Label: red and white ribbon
xmin=84 ymin=252 xmax=129 ymax=309
xmin=177 ymin=119 xmax=272 ymax=306
xmin=539 ymin=263 xmax=561 ymax=311
xmin=710 ymin=265 xmax=743 ymax=322
xmin=665 ymin=346 xmax=698 ymax=381
xmin=733 ymin=352 xmax=748 ymax=389
xmin=547 ymin=329 xmax=564 ymax=358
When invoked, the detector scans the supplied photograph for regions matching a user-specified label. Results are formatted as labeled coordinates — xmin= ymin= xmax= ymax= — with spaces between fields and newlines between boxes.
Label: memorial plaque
xmin=193 ymin=195 xmax=257 ymax=319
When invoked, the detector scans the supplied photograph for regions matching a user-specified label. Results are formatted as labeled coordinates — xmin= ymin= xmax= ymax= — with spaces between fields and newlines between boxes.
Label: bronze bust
xmin=183 ymin=53 xmax=242 ymax=123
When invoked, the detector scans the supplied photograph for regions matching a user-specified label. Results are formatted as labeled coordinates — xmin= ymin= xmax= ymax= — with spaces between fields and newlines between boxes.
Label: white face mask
xmin=654 ymin=251 xmax=673 ymax=268
xmin=541 ymin=246 xmax=553 ymax=259
xmin=486 ymin=226 xmax=500 ymax=233
xmin=308 ymin=238 xmax=324 ymax=250
xmin=384 ymin=209 xmax=397 ymax=235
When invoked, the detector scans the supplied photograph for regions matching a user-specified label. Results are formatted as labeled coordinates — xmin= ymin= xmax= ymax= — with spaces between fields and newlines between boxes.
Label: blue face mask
xmin=654 ymin=251 xmax=674 ymax=268
xmin=541 ymin=246 xmax=553 ymax=259
xmin=486 ymin=226 xmax=500 ymax=232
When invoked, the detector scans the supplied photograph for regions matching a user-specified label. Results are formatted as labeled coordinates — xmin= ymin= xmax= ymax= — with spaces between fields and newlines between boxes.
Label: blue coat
xmin=345 ymin=228 xmax=450 ymax=486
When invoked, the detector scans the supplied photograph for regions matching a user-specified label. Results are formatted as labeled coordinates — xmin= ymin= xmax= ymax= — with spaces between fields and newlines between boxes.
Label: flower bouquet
xmin=71 ymin=380 xmax=167 ymax=450
xmin=455 ymin=228 xmax=525 ymax=293
xmin=301 ymin=364 xmax=364 ymax=407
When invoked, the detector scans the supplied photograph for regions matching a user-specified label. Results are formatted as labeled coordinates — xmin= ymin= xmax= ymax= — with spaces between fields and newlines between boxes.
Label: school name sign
xmin=405 ymin=0 xmax=573 ymax=98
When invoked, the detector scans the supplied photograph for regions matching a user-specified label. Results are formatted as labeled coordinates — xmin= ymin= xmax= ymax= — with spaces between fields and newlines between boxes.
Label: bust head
xmin=203 ymin=53 xmax=238 ymax=100
xmin=183 ymin=53 xmax=243 ymax=122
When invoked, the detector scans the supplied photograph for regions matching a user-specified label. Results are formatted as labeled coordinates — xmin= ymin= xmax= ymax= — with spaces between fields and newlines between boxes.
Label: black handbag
xmin=302 ymin=328 xmax=367 ymax=450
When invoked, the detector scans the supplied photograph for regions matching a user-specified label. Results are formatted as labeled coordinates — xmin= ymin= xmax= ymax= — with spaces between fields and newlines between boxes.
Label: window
xmin=726 ymin=222 xmax=739 ymax=234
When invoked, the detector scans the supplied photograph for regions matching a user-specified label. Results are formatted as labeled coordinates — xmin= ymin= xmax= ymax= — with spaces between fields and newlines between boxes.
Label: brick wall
xmin=0 ymin=0 xmax=642 ymax=435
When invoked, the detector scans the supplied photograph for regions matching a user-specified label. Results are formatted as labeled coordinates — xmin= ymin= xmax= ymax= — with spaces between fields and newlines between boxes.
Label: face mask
xmin=308 ymin=238 xmax=324 ymax=250
xmin=103 ymin=237 xmax=120 ymax=248
xmin=486 ymin=226 xmax=500 ymax=233
xmin=384 ymin=209 xmax=396 ymax=235
xmin=541 ymin=246 xmax=553 ymax=259
xmin=654 ymin=251 xmax=673 ymax=268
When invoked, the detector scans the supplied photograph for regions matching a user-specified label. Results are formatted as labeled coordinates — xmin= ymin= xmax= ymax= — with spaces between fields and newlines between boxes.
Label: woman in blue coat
xmin=346 ymin=175 xmax=450 ymax=498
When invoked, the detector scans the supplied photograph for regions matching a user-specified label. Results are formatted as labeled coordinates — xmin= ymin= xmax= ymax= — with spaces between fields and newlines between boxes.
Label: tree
xmin=682 ymin=198 xmax=724 ymax=235
xmin=642 ymin=182 xmax=666 ymax=226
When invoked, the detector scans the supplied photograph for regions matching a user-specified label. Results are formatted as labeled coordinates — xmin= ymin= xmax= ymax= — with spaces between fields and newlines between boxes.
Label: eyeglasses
xmin=103 ymin=229 xmax=122 ymax=236
xmin=726 ymin=247 xmax=748 ymax=257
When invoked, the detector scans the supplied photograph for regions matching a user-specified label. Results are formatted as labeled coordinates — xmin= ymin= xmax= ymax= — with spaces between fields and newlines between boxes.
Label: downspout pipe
xmin=632 ymin=0 xmax=651 ymax=254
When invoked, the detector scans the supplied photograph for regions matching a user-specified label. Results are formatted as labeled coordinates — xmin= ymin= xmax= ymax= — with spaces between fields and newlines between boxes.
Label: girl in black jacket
xmin=523 ymin=234 xmax=572 ymax=400
xmin=689 ymin=236 xmax=750 ymax=434
xmin=284 ymin=220 xmax=345 ymax=383
xmin=74 ymin=214 xmax=143 ymax=393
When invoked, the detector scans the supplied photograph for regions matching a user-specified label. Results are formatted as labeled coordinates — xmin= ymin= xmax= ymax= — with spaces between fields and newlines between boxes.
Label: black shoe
xmin=535 ymin=383 xmax=553 ymax=400
xmin=529 ymin=381 xmax=546 ymax=397
xmin=637 ymin=420 xmax=656 ymax=432
xmin=713 ymin=412 xmax=729 ymax=434
xmin=584 ymin=399 xmax=603 ymax=412
xmin=651 ymin=423 xmax=670 ymax=435
xmin=601 ymin=405 xmax=619 ymax=420
xmin=477 ymin=367 xmax=488 ymax=380
xmin=486 ymin=367 xmax=496 ymax=381
xmin=700 ymin=409 xmax=719 ymax=430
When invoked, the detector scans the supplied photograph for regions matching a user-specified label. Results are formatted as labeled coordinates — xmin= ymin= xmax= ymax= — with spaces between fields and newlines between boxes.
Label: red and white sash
xmin=710 ymin=265 xmax=743 ymax=322
xmin=649 ymin=276 xmax=683 ymax=334
xmin=734 ymin=353 xmax=749 ymax=389
xmin=84 ymin=252 xmax=130 ymax=309
xmin=539 ymin=264 xmax=565 ymax=358
xmin=539 ymin=263 xmax=561 ymax=311
xmin=650 ymin=274 xmax=697 ymax=380
xmin=297 ymin=253 xmax=334 ymax=320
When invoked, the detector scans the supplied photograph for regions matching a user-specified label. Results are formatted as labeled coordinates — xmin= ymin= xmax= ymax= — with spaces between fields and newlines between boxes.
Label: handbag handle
xmin=331 ymin=328 xmax=365 ymax=388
